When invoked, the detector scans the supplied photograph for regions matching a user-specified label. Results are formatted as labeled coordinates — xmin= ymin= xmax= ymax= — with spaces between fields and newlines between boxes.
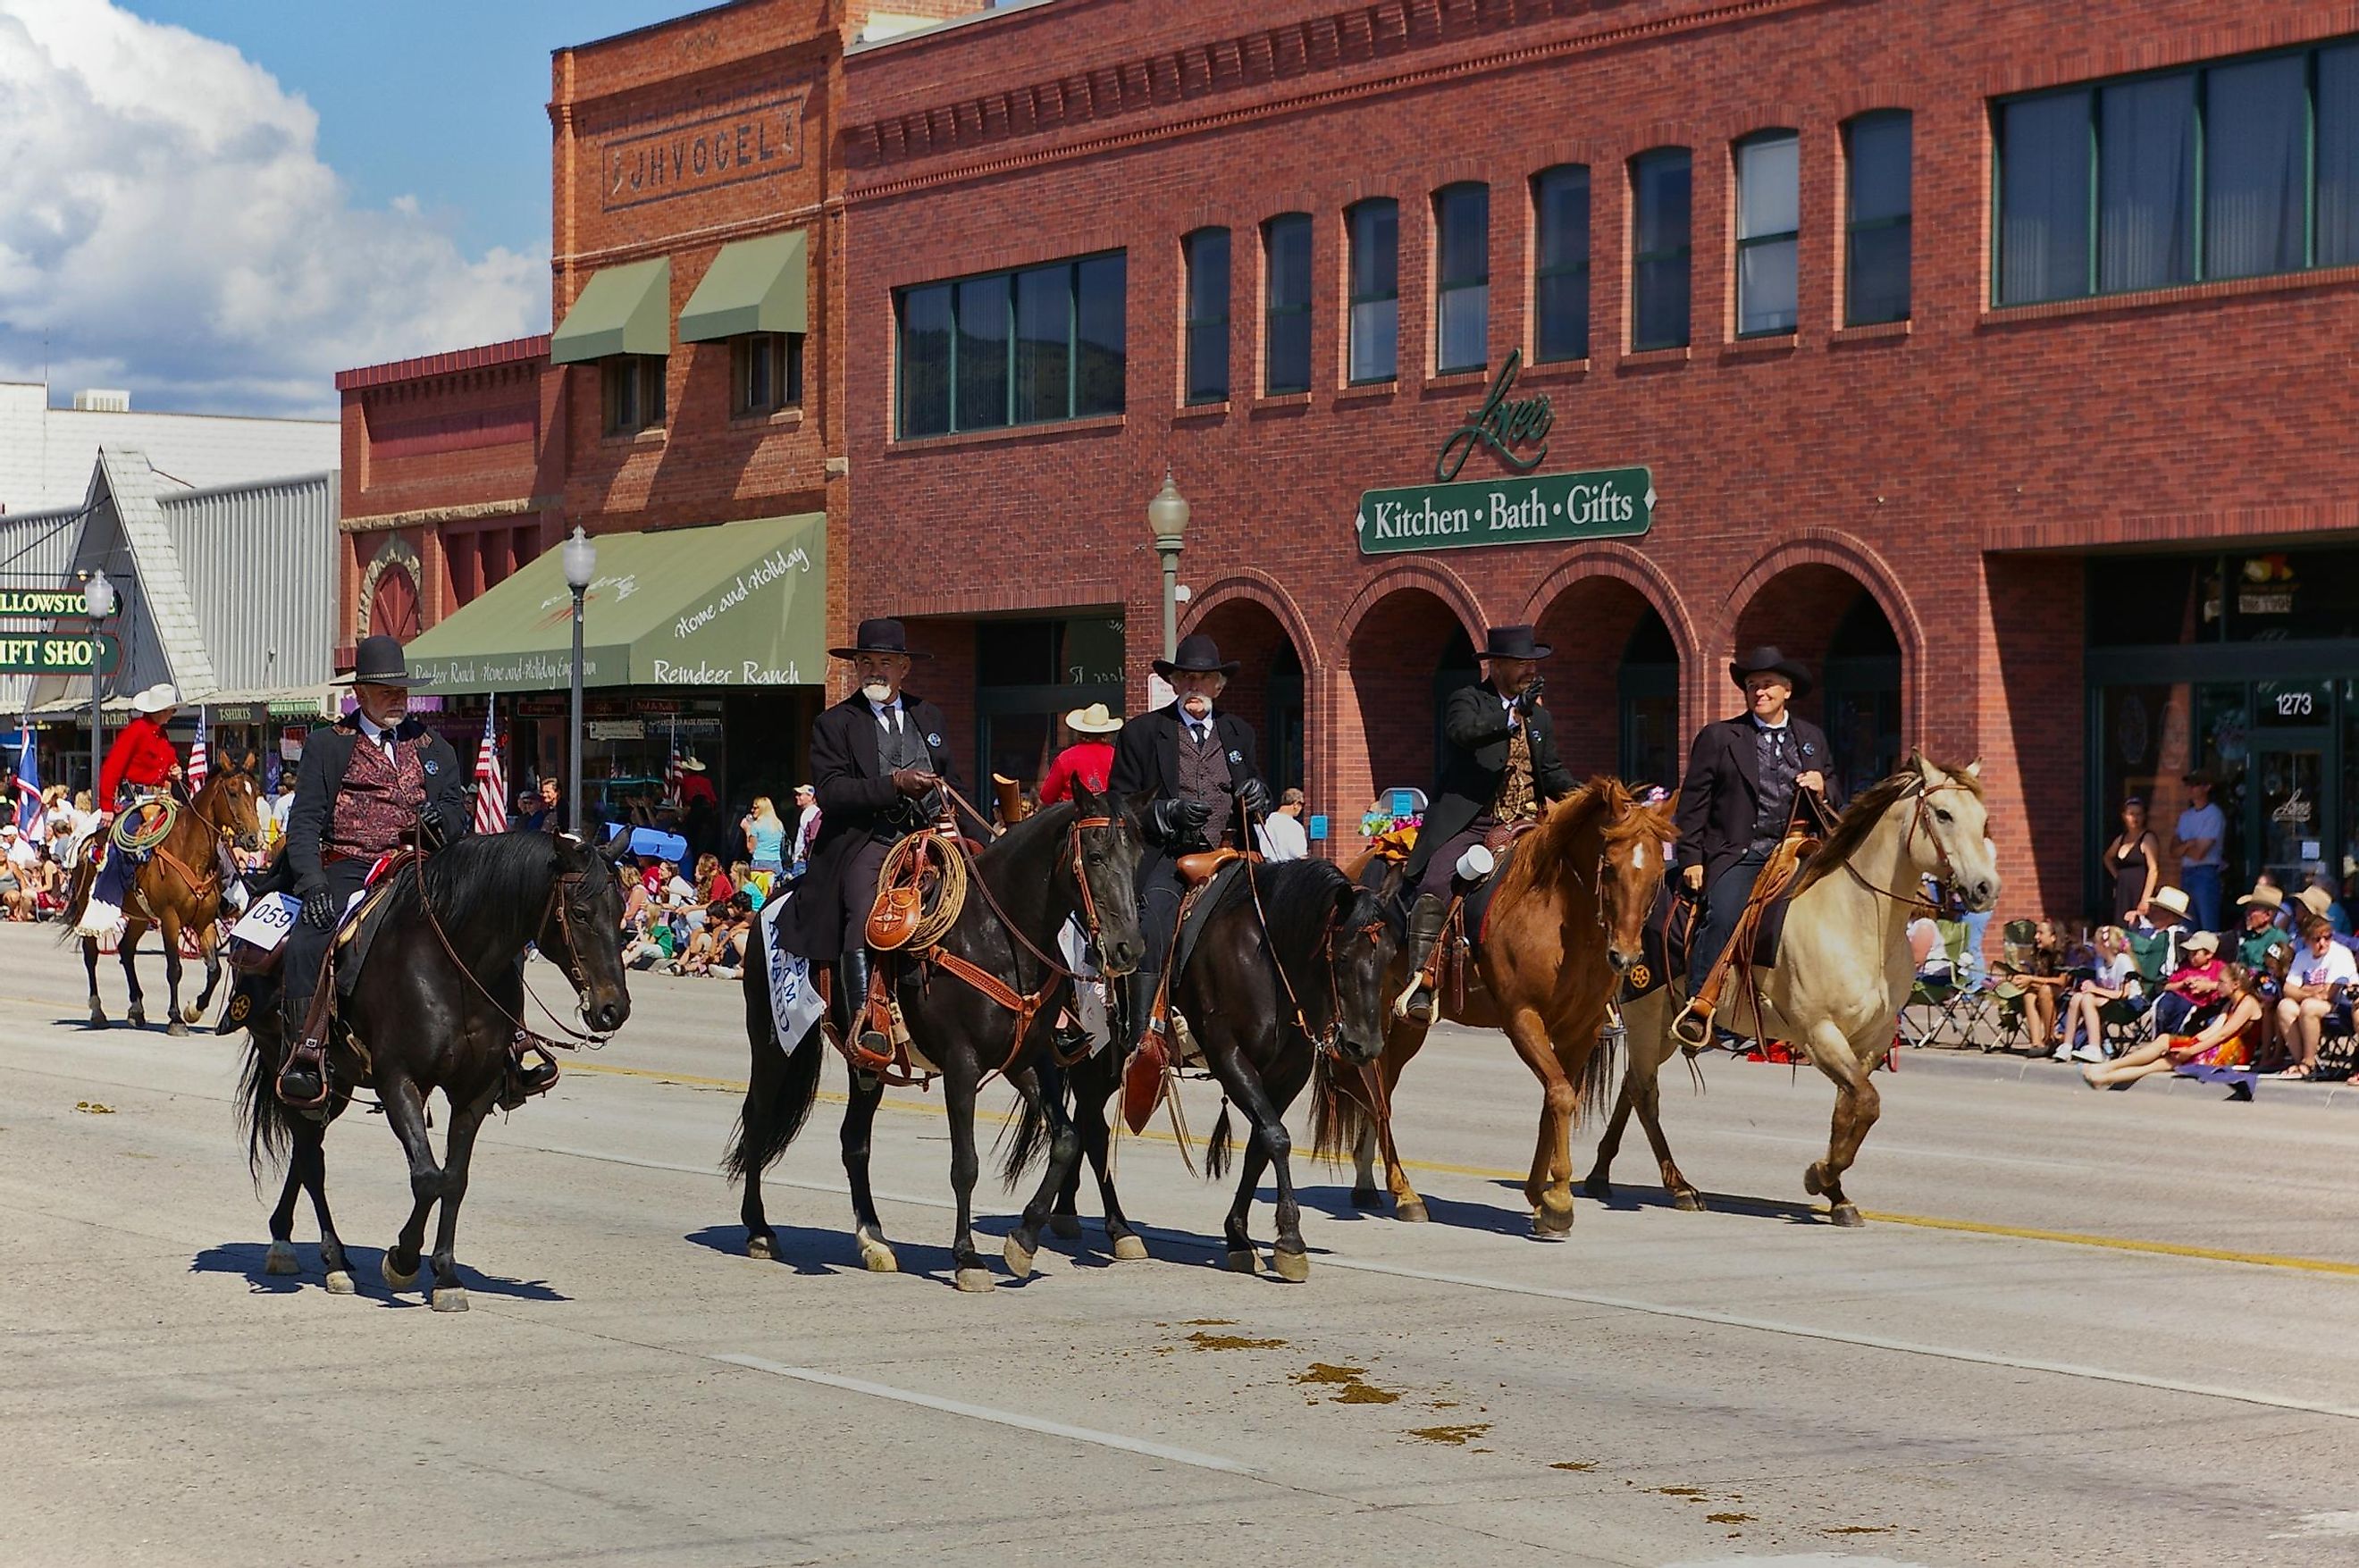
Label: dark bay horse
xmin=1328 ymin=778 xmax=1673 ymax=1237
xmin=64 ymin=758 xmax=264 ymax=1035
xmin=728 ymin=784 xmax=1144 ymax=1292
xmin=237 ymin=829 xmax=632 ymax=1310
xmin=1047 ymin=856 xmax=1395 ymax=1280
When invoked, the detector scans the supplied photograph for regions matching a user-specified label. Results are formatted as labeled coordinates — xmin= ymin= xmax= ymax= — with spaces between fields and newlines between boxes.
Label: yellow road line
xmin=563 ymin=1059 xmax=2359 ymax=1279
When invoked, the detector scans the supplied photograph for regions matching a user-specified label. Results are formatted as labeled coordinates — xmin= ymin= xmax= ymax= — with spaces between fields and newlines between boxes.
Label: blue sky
xmin=123 ymin=1 xmax=694 ymax=259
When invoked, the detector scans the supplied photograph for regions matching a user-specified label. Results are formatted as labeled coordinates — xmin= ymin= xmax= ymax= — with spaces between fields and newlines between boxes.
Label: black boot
xmin=1396 ymin=893 xmax=1447 ymax=1024
xmin=838 ymin=943 xmax=888 ymax=1061
xmin=1126 ymin=962 xmax=1164 ymax=1054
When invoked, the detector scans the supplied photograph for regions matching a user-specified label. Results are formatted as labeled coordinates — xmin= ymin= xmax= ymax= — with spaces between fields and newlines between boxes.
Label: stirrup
xmin=1392 ymin=974 xmax=1436 ymax=1024
xmin=276 ymin=1037 xmax=331 ymax=1110
xmin=1669 ymin=999 xmax=1717 ymax=1055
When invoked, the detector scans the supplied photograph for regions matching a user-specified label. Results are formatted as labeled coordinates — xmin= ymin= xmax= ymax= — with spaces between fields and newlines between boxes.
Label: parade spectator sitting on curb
xmin=2128 ymin=885 xmax=2195 ymax=986
xmin=2056 ymin=926 xmax=2143 ymax=1064
xmin=2273 ymin=913 xmax=2357 ymax=1079
xmin=0 ymin=824 xmax=37 ymax=920
xmin=2171 ymin=772 xmax=2228 ymax=933
xmin=2237 ymin=882 xmax=2296 ymax=971
xmin=2013 ymin=920 xmax=2070 ymax=1049
xmin=2150 ymin=928 xmax=2228 ymax=1036
xmin=2083 ymin=963 xmax=2266 ymax=1091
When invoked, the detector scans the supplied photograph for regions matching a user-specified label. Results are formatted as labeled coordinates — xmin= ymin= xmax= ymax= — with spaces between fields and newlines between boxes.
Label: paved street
xmin=4 ymin=921 xmax=2359 ymax=1567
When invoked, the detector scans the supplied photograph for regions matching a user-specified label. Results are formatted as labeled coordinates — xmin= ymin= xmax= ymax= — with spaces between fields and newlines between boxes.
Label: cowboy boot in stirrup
xmin=1393 ymin=893 xmax=1448 ymax=1024
xmin=838 ymin=943 xmax=889 ymax=1062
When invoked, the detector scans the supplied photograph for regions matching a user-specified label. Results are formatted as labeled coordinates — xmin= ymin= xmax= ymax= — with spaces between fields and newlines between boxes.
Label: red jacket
xmin=1038 ymin=740 xmax=1115 ymax=805
xmin=100 ymin=716 xmax=177 ymax=804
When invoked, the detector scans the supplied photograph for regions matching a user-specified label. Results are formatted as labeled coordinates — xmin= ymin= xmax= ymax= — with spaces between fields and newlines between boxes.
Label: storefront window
xmin=976 ymin=616 xmax=1124 ymax=805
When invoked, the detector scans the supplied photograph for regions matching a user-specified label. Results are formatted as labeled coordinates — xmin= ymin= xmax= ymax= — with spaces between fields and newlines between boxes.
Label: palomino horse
xmin=1045 ymin=856 xmax=1396 ymax=1279
xmin=1585 ymin=754 xmax=1998 ymax=1225
xmin=728 ymin=786 xmax=1145 ymax=1292
xmin=64 ymin=758 xmax=264 ymax=1035
xmin=238 ymin=829 xmax=633 ymax=1309
xmin=1326 ymin=777 xmax=1673 ymax=1237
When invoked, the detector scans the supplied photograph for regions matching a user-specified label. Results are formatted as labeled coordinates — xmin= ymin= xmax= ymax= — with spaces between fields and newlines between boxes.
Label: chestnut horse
xmin=1585 ymin=754 xmax=1999 ymax=1225
xmin=1325 ymin=777 xmax=1673 ymax=1237
xmin=63 ymin=758 xmax=264 ymax=1035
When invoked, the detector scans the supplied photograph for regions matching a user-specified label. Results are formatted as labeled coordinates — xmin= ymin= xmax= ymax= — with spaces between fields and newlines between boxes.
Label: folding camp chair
xmin=1985 ymin=918 xmax=2041 ymax=1054
xmin=1931 ymin=918 xmax=1998 ymax=1045
xmin=1899 ymin=938 xmax=1960 ymax=1048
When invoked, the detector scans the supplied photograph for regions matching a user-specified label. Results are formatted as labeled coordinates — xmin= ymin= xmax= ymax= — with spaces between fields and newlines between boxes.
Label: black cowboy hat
xmin=828 ymin=617 xmax=932 ymax=660
xmin=1729 ymin=645 xmax=1813 ymax=699
xmin=1152 ymin=633 xmax=1239 ymax=679
xmin=1476 ymin=625 xmax=1553 ymax=661
xmin=338 ymin=633 xmax=426 ymax=688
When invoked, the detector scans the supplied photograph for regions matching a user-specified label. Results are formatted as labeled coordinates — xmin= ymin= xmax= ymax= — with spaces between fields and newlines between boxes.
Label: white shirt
xmin=664 ymin=874 xmax=696 ymax=906
xmin=2095 ymin=951 xmax=2140 ymax=995
xmin=869 ymin=697 xmax=905 ymax=732
xmin=1181 ymin=708 xmax=1216 ymax=748
xmin=2175 ymin=802 xmax=2226 ymax=866
xmin=1256 ymin=811 xmax=1308 ymax=861
xmin=355 ymin=711 xmax=399 ymax=762
xmin=3 ymin=835 xmax=35 ymax=869
xmin=2288 ymin=941 xmax=2358 ymax=989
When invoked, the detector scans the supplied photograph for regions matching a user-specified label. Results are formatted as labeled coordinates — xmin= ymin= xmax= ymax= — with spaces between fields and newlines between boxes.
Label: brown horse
xmin=63 ymin=757 xmax=264 ymax=1035
xmin=1325 ymin=777 xmax=1673 ymax=1237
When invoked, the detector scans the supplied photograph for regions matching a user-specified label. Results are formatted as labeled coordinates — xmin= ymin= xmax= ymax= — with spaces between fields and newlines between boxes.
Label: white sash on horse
xmin=759 ymin=889 xmax=825 ymax=1051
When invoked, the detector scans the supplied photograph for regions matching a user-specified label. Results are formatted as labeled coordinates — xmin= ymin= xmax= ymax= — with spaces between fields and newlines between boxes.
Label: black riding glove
xmin=301 ymin=886 xmax=339 ymax=929
xmin=1511 ymin=684 xmax=1541 ymax=719
xmin=1235 ymin=778 xmax=1270 ymax=818
xmin=1152 ymin=798 xmax=1213 ymax=846
xmin=416 ymin=802 xmax=445 ymax=848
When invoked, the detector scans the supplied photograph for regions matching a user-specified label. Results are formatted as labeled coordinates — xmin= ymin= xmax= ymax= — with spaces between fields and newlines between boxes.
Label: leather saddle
xmin=1177 ymin=845 xmax=1259 ymax=886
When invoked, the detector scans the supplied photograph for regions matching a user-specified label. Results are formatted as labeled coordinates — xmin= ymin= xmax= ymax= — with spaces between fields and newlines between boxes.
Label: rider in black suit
xmin=1397 ymin=625 xmax=1576 ymax=1023
xmin=777 ymin=617 xmax=984 ymax=1059
xmin=1674 ymin=646 xmax=1840 ymax=1001
xmin=1107 ymin=633 xmax=1265 ymax=1052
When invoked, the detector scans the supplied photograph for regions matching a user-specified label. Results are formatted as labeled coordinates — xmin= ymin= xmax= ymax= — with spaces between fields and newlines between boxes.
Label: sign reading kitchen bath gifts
xmin=1356 ymin=350 xmax=1655 ymax=556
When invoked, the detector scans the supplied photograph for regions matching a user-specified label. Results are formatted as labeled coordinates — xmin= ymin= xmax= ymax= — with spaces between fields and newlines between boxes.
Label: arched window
xmin=369 ymin=564 xmax=420 ymax=642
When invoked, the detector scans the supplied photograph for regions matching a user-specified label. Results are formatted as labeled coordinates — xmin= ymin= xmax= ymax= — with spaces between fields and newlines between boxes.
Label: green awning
xmin=549 ymin=257 xmax=671 ymax=365
xmin=678 ymin=231 xmax=807 ymax=342
xmin=401 ymin=513 xmax=827 ymax=693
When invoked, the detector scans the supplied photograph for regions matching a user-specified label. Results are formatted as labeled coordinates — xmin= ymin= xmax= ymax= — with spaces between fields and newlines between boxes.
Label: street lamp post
xmin=82 ymin=569 xmax=114 ymax=800
xmin=561 ymin=526 xmax=596 ymax=834
xmin=1147 ymin=469 xmax=1189 ymax=662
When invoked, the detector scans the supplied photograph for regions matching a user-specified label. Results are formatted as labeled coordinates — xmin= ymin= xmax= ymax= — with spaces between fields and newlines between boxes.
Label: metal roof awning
xmin=550 ymin=257 xmax=672 ymax=365
xmin=678 ymin=231 xmax=808 ymax=342
xmin=399 ymin=513 xmax=827 ymax=694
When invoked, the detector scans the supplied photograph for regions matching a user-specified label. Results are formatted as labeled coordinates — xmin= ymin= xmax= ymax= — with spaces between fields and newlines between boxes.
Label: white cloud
xmin=0 ymin=0 xmax=546 ymax=417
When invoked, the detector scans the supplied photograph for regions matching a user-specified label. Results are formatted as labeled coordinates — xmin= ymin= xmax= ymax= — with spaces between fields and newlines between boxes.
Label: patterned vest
xmin=325 ymin=730 xmax=427 ymax=859
xmin=873 ymin=706 xmax=933 ymax=841
xmin=1174 ymin=717 xmax=1233 ymax=845
xmin=1489 ymin=725 xmax=1540 ymax=824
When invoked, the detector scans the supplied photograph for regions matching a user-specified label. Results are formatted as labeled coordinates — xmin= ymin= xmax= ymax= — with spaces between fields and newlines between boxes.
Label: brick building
xmin=337 ymin=0 xmax=980 ymax=818
xmin=838 ymin=0 xmax=2359 ymax=922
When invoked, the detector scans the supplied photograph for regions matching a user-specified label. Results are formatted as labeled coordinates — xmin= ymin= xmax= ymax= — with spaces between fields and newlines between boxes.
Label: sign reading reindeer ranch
xmin=0 ymin=633 xmax=120 ymax=675
xmin=1356 ymin=466 xmax=1655 ymax=556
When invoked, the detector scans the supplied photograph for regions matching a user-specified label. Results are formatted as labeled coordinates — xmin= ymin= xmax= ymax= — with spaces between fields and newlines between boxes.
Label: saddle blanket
xmin=760 ymin=888 xmax=826 ymax=1052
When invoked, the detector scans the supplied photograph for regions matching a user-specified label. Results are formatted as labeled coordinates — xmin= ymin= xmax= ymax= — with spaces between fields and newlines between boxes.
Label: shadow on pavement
xmin=189 ymin=1242 xmax=572 ymax=1304
xmin=685 ymin=1222 xmax=854 ymax=1278
xmin=1570 ymin=1178 xmax=1826 ymax=1225
xmin=1295 ymin=1182 xmax=1538 ymax=1237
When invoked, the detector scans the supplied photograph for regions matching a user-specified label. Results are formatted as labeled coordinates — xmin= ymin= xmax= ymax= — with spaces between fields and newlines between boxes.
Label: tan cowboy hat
xmin=1063 ymin=702 xmax=1122 ymax=734
xmin=2183 ymin=929 xmax=2220 ymax=953
xmin=677 ymin=755 xmax=708 ymax=773
xmin=2237 ymin=883 xmax=2285 ymax=911
xmin=2147 ymin=885 xmax=2192 ymax=921
xmin=2296 ymin=885 xmax=2335 ymax=920
xmin=130 ymin=683 xmax=180 ymax=715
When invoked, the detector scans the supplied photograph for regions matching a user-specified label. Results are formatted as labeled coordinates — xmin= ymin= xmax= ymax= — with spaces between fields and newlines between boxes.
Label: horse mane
xmin=1789 ymin=757 xmax=1983 ymax=899
xmin=1217 ymin=858 xmax=1364 ymax=965
xmin=393 ymin=829 xmax=561 ymax=928
xmin=1504 ymin=776 xmax=1675 ymax=894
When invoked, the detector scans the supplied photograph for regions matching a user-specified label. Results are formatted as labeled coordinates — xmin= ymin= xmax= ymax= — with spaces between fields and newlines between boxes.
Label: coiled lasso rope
xmin=110 ymin=798 xmax=180 ymax=855
xmin=874 ymin=828 xmax=970 ymax=951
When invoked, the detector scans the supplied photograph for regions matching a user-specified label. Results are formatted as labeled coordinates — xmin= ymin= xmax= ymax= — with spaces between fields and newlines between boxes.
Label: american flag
xmin=473 ymin=700 xmax=508 ymax=834
xmin=664 ymin=744 xmax=684 ymax=809
xmin=186 ymin=707 xmax=208 ymax=791
xmin=15 ymin=715 xmax=39 ymax=834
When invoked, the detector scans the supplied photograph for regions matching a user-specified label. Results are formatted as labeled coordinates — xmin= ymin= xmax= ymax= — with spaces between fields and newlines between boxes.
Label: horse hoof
xmin=1532 ymin=1200 xmax=1576 ymax=1239
xmin=1349 ymin=1186 xmax=1384 ymax=1211
xmin=164 ymin=1019 xmax=189 ymax=1037
xmin=954 ymin=1266 xmax=996 ymax=1294
xmin=1224 ymin=1247 xmax=1259 ymax=1274
xmin=323 ymin=1270 xmax=357 ymax=1295
xmin=1110 ymin=1234 xmax=1149 ymax=1262
xmin=1582 ymin=1173 xmax=1612 ymax=1201
xmin=1003 ymin=1237 xmax=1037 ymax=1279
xmin=87 ymin=1008 xmax=105 ymax=1028
xmin=431 ymin=1287 xmax=471 ymax=1312
xmin=1395 ymin=1199 xmax=1430 ymax=1224
xmin=1272 ymin=1248 xmax=1310 ymax=1284
xmin=1803 ymin=1163 xmax=1830 ymax=1198
xmin=380 ymin=1254 xmax=419 ymax=1290
xmin=263 ymin=1240 xmax=299 ymax=1276
xmin=1828 ymin=1203 xmax=1865 ymax=1228
xmin=745 ymin=1233 xmax=776 ymax=1261
xmin=126 ymin=1007 xmax=147 ymax=1028
xmin=180 ymin=1003 xmax=201 ymax=1025
xmin=857 ymin=1235 xmax=899 ymax=1274
xmin=1672 ymin=1189 xmax=1707 ymax=1213
xmin=1049 ymin=1214 xmax=1082 ymax=1240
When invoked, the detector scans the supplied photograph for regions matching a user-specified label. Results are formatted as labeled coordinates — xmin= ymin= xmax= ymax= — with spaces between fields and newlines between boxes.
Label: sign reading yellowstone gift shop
xmin=1357 ymin=468 xmax=1654 ymax=556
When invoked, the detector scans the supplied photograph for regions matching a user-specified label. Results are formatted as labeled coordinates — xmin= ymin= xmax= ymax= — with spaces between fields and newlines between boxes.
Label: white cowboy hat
xmin=1063 ymin=702 xmax=1123 ymax=735
xmin=2237 ymin=883 xmax=2285 ymax=911
xmin=678 ymin=755 xmax=708 ymax=773
xmin=130 ymin=683 xmax=180 ymax=715
xmin=2296 ymin=885 xmax=2336 ymax=921
xmin=2147 ymin=885 xmax=2192 ymax=920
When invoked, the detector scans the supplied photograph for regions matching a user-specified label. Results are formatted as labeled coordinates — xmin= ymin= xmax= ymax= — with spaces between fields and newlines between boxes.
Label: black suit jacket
xmin=1673 ymin=715 xmax=1840 ymax=890
xmin=284 ymin=716 xmax=471 ymax=895
xmin=777 ymin=690 xmax=978 ymax=961
xmin=1108 ymin=703 xmax=1261 ymax=877
xmin=1402 ymin=682 xmax=1579 ymax=883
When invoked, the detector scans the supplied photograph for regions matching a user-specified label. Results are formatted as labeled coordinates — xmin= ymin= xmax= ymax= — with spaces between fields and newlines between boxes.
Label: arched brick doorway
xmin=1532 ymin=578 xmax=1682 ymax=787
xmin=1189 ymin=596 xmax=1305 ymax=795
xmin=1733 ymin=563 xmax=1904 ymax=797
xmin=369 ymin=564 xmax=420 ymax=642
xmin=1347 ymin=586 xmax=1478 ymax=819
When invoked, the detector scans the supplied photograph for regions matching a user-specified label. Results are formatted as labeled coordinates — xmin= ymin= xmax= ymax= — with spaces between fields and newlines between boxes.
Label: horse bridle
xmin=1241 ymin=857 xmax=1387 ymax=1061
xmin=416 ymin=840 xmax=620 ymax=1049
xmin=1842 ymin=777 xmax=1975 ymax=910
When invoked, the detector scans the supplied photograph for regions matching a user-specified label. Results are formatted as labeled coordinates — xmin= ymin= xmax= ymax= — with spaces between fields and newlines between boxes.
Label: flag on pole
xmin=473 ymin=699 xmax=508 ymax=834
xmin=186 ymin=707 xmax=208 ymax=791
xmin=15 ymin=717 xmax=39 ymax=835
xmin=664 ymin=742 xmax=683 ymax=809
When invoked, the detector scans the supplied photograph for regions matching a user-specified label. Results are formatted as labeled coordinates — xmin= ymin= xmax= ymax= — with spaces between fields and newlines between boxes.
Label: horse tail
xmin=1204 ymin=1097 xmax=1234 ymax=1182
xmin=1308 ymin=1051 xmax=1374 ymax=1169
xmin=996 ymin=1079 xmax=1055 ymax=1190
xmin=723 ymin=958 xmax=824 ymax=1184
xmin=1581 ymin=1015 xmax=1623 ymax=1128
xmin=236 ymin=1027 xmax=292 ymax=1182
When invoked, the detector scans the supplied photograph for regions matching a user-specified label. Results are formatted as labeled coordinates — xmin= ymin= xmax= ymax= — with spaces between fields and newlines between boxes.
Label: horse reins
xmin=1838 ymin=778 xmax=1974 ymax=911
xmin=412 ymin=845 xmax=617 ymax=1050
xmin=1240 ymin=852 xmax=1384 ymax=1061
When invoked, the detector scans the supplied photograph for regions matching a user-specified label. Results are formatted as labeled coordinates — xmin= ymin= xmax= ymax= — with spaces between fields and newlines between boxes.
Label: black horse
xmin=237 ymin=829 xmax=633 ymax=1310
xmin=728 ymin=783 xmax=1144 ymax=1292
xmin=1049 ymin=858 xmax=1395 ymax=1279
